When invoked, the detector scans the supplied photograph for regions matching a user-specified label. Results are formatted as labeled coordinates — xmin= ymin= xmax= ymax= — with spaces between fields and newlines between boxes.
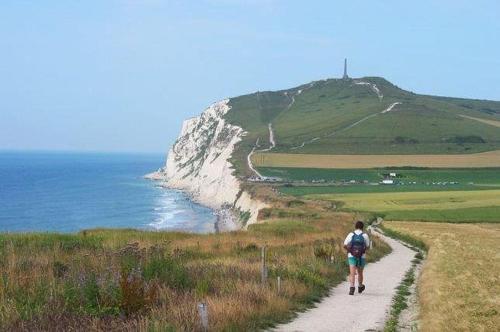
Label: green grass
xmin=261 ymin=167 xmax=500 ymax=199
xmin=0 ymin=212 xmax=392 ymax=331
xmin=304 ymin=190 xmax=500 ymax=223
xmin=383 ymin=206 xmax=500 ymax=223
xmin=265 ymin=167 xmax=500 ymax=223
xmin=384 ymin=264 xmax=417 ymax=332
xmin=221 ymin=76 xmax=500 ymax=176
xmin=272 ymin=79 xmax=388 ymax=147
xmin=379 ymin=226 xmax=427 ymax=331
xmin=275 ymin=78 xmax=500 ymax=154
xmin=280 ymin=184 xmax=498 ymax=196
xmin=379 ymin=226 xmax=428 ymax=251
xmin=259 ymin=167 xmax=382 ymax=182
xmin=247 ymin=220 xmax=316 ymax=237
xmin=259 ymin=167 xmax=500 ymax=184
xmin=0 ymin=232 xmax=104 ymax=251
xmin=295 ymin=99 xmax=500 ymax=154
xmin=310 ymin=190 xmax=500 ymax=211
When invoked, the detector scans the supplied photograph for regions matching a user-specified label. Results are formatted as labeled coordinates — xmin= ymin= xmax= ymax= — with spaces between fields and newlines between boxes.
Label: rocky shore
xmin=146 ymin=99 xmax=267 ymax=231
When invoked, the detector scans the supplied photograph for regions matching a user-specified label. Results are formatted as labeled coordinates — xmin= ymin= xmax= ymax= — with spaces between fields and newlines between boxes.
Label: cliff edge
xmin=146 ymin=99 xmax=267 ymax=230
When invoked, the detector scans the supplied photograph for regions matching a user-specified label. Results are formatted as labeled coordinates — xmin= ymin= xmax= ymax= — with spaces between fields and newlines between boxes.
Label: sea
xmin=0 ymin=151 xmax=216 ymax=233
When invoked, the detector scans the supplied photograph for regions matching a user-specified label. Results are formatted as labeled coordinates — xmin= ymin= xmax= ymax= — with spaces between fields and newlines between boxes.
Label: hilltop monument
xmin=342 ymin=58 xmax=349 ymax=79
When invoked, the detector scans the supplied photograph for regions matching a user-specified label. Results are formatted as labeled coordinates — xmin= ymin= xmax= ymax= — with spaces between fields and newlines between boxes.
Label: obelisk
xmin=343 ymin=58 xmax=349 ymax=79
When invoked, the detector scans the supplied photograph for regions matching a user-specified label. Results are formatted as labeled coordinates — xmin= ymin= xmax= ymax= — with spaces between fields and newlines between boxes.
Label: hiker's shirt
xmin=343 ymin=230 xmax=370 ymax=258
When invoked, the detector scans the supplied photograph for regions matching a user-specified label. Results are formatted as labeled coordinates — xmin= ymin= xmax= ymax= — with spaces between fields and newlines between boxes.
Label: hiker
xmin=343 ymin=221 xmax=370 ymax=295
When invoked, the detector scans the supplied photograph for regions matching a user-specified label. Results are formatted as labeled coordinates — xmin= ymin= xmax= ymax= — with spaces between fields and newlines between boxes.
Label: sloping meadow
xmin=0 ymin=208 xmax=389 ymax=331
xmin=384 ymin=221 xmax=500 ymax=331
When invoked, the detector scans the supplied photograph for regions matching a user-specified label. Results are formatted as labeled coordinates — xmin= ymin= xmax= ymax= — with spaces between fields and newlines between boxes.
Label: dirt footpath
xmin=272 ymin=232 xmax=415 ymax=332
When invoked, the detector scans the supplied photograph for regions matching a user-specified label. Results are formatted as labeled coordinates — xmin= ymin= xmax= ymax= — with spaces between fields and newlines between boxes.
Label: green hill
xmin=224 ymin=77 xmax=500 ymax=175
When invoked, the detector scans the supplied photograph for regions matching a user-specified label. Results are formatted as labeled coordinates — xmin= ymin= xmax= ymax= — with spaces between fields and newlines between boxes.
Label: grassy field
xmin=220 ymin=76 xmax=500 ymax=176
xmin=258 ymin=166 xmax=500 ymax=183
xmin=384 ymin=222 xmax=500 ymax=331
xmin=252 ymin=150 xmax=500 ymax=169
xmin=0 ymin=207 xmax=390 ymax=331
xmin=265 ymin=167 xmax=500 ymax=222
xmin=280 ymin=185 xmax=499 ymax=196
xmin=305 ymin=190 xmax=500 ymax=223
xmin=259 ymin=166 xmax=500 ymax=185
xmin=308 ymin=190 xmax=500 ymax=211
xmin=285 ymin=101 xmax=500 ymax=155
xmin=269 ymin=78 xmax=500 ymax=155
xmin=381 ymin=206 xmax=500 ymax=223
xmin=460 ymin=114 xmax=500 ymax=128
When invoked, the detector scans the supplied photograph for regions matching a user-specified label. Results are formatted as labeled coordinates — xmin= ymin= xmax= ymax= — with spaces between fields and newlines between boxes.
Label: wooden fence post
xmin=198 ymin=302 xmax=209 ymax=332
xmin=261 ymin=246 xmax=268 ymax=284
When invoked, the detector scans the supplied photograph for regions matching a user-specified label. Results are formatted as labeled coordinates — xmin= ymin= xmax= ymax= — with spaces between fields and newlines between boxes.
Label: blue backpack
xmin=348 ymin=232 xmax=366 ymax=258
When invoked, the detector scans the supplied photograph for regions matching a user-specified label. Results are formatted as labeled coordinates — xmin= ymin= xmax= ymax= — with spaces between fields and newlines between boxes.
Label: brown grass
xmin=252 ymin=150 xmax=500 ymax=168
xmin=384 ymin=221 xmax=500 ymax=332
xmin=0 ymin=194 xmax=390 ymax=331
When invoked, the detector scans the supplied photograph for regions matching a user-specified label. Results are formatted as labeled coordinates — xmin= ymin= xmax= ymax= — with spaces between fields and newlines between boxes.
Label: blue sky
xmin=1 ymin=0 xmax=499 ymax=153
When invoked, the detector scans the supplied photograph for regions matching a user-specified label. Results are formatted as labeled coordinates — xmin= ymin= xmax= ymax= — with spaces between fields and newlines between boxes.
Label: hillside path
xmin=247 ymin=123 xmax=276 ymax=178
xmin=272 ymin=231 xmax=415 ymax=332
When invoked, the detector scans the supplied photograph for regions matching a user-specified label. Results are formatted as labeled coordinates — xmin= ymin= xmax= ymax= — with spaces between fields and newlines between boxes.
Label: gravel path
xmin=272 ymin=232 xmax=415 ymax=332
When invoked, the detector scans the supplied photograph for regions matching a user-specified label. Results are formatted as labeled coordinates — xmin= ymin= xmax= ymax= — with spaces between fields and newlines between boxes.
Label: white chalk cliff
xmin=147 ymin=99 xmax=267 ymax=229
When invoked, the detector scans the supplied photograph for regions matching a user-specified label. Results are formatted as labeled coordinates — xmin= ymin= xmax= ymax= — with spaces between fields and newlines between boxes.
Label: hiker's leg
xmin=357 ymin=267 xmax=364 ymax=285
xmin=348 ymin=258 xmax=357 ymax=295
xmin=349 ymin=265 xmax=356 ymax=287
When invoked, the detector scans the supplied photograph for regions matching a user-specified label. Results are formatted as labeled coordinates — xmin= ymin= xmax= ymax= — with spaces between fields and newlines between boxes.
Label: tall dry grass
xmin=385 ymin=221 xmax=499 ymax=332
xmin=0 ymin=197 xmax=390 ymax=331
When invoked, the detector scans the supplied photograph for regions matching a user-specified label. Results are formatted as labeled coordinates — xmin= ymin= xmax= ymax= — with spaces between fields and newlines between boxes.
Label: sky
xmin=1 ymin=0 xmax=499 ymax=153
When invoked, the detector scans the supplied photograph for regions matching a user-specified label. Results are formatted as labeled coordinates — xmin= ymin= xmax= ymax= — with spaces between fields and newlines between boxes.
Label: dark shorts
xmin=348 ymin=257 xmax=366 ymax=268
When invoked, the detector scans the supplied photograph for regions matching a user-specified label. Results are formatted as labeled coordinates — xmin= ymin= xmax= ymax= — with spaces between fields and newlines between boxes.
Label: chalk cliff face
xmin=148 ymin=99 xmax=266 ymax=228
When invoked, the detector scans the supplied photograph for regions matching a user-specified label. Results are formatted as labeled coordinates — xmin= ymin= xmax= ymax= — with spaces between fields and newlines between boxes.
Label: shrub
xmin=195 ymin=279 xmax=211 ymax=298
xmin=117 ymin=242 xmax=142 ymax=274
xmin=444 ymin=135 xmax=485 ymax=144
xmin=295 ymin=267 xmax=326 ymax=289
xmin=232 ymin=242 xmax=259 ymax=255
xmin=62 ymin=281 xmax=80 ymax=311
xmin=240 ymin=210 xmax=251 ymax=225
xmin=258 ymin=208 xmax=272 ymax=219
xmin=287 ymin=200 xmax=305 ymax=208
xmin=12 ymin=282 xmax=49 ymax=320
xmin=244 ymin=243 xmax=258 ymax=251
xmin=393 ymin=136 xmax=419 ymax=144
xmin=249 ymin=220 xmax=315 ymax=237
xmin=98 ymin=281 xmax=122 ymax=316
xmin=82 ymin=274 xmax=100 ymax=314
xmin=53 ymin=261 xmax=69 ymax=279
xmin=143 ymin=254 xmax=192 ymax=290
xmin=313 ymin=239 xmax=337 ymax=261
xmin=119 ymin=269 xmax=146 ymax=315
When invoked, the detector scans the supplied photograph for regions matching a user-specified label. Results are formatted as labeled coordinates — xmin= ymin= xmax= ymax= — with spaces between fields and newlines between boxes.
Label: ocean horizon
xmin=0 ymin=151 xmax=216 ymax=233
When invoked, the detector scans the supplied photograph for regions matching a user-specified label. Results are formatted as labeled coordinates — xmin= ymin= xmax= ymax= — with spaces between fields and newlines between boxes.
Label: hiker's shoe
xmin=349 ymin=287 xmax=355 ymax=295
xmin=358 ymin=284 xmax=365 ymax=293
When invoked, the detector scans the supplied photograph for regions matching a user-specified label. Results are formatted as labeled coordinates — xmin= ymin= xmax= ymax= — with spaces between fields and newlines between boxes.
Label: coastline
xmin=0 ymin=151 xmax=197 ymax=233
xmin=145 ymin=99 xmax=268 ymax=232
xmin=145 ymin=172 xmax=242 ymax=233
